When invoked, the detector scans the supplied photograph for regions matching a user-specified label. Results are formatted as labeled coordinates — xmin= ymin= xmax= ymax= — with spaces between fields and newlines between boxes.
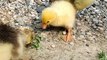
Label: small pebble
xmin=69 ymin=42 xmax=74 ymax=46
xmin=86 ymin=32 xmax=91 ymax=35
xmin=86 ymin=44 xmax=89 ymax=47
xmin=77 ymin=22 xmax=81 ymax=26
xmin=80 ymin=35 xmax=85 ymax=38
xmin=62 ymin=31 xmax=66 ymax=35
xmin=105 ymin=36 xmax=107 ymax=39
xmin=51 ymin=44 xmax=55 ymax=48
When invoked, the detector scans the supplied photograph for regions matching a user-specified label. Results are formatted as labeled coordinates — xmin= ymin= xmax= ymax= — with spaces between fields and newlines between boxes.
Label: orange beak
xmin=42 ymin=23 xmax=47 ymax=29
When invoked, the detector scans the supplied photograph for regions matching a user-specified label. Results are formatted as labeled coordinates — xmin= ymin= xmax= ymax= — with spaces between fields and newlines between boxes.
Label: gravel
xmin=0 ymin=0 xmax=38 ymax=27
xmin=77 ymin=0 xmax=107 ymax=31
xmin=0 ymin=0 xmax=107 ymax=60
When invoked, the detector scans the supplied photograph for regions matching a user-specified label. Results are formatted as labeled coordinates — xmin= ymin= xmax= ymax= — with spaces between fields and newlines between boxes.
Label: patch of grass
xmin=98 ymin=51 xmax=107 ymax=60
xmin=31 ymin=34 xmax=42 ymax=50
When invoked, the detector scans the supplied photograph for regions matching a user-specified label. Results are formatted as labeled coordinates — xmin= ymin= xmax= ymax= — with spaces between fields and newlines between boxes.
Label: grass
xmin=98 ymin=51 xmax=107 ymax=60
xmin=31 ymin=34 xmax=42 ymax=50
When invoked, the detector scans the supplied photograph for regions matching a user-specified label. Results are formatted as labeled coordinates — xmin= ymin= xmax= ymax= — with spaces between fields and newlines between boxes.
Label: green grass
xmin=98 ymin=51 xmax=107 ymax=60
xmin=31 ymin=34 xmax=42 ymax=50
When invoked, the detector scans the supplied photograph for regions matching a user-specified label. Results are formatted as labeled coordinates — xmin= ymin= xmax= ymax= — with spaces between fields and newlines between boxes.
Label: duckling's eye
xmin=47 ymin=21 xmax=49 ymax=23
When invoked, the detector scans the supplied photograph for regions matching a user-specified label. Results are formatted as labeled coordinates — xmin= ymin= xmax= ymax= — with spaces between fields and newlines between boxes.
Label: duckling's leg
xmin=64 ymin=28 xmax=73 ymax=42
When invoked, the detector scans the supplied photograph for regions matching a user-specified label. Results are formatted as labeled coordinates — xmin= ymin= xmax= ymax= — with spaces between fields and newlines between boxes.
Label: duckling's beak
xmin=42 ymin=23 xmax=47 ymax=29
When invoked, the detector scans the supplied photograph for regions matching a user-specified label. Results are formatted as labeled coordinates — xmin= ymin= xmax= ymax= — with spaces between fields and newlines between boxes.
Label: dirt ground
xmin=25 ymin=20 xmax=107 ymax=60
xmin=0 ymin=0 xmax=107 ymax=60
xmin=24 ymin=1 xmax=107 ymax=59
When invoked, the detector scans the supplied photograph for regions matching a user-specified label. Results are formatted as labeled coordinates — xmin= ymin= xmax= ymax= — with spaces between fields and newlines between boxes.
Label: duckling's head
xmin=41 ymin=8 xmax=57 ymax=29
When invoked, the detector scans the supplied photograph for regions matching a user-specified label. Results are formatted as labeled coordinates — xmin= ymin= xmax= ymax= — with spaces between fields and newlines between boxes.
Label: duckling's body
xmin=0 ymin=24 xmax=34 ymax=60
xmin=50 ymin=1 xmax=76 ymax=27
xmin=0 ymin=24 xmax=24 ymax=60
xmin=0 ymin=44 xmax=13 ymax=60
xmin=42 ymin=1 xmax=76 ymax=42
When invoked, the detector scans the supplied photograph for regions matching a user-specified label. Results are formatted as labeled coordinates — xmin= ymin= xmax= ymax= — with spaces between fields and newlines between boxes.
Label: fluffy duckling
xmin=41 ymin=1 xmax=76 ymax=42
xmin=0 ymin=24 xmax=34 ymax=60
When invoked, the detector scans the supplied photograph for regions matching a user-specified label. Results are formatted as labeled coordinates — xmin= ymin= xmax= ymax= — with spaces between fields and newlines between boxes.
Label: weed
xmin=31 ymin=34 xmax=42 ymax=50
xmin=98 ymin=51 xmax=107 ymax=60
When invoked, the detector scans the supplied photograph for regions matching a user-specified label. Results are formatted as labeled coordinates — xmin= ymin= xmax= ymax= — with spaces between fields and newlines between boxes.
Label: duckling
xmin=41 ymin=1 xmax=76 ymax=42
xmin=0 ymin=24 xmax=34 ymax=60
